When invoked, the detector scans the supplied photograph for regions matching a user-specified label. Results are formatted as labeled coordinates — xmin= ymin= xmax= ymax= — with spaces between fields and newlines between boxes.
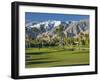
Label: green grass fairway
xmin=25 ymin=46 xmax=89 ymax=68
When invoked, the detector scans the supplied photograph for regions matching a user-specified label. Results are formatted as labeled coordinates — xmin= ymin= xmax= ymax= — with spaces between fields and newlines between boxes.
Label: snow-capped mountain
xmin=26 ymin=20 xmax=61 ymax=30
xmin=25 ymin=19 xmax=89 ymax=39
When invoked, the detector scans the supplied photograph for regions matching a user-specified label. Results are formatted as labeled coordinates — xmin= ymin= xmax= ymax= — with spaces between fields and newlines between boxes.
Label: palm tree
xmin=54 ymin=25 xmax=65 ymax=48
xmin=32 ymin=27 xmax=40 ymax=38
xmin=84 ymin=33 xmax=89 ymax=45
xmin=79 ymin=32 xmax=83 ymax=44
xmin=32 ymin=27 xmax=41 ymax=48
xmin=25 ymin=34 xmax=32 ymax=48
xmin=48 ymin=34 xmax=53 ymax=46
xmin=37 ymin=33 xmax=49 ymax=48
xmin=36 ymin=38 xmax=41 ymax=50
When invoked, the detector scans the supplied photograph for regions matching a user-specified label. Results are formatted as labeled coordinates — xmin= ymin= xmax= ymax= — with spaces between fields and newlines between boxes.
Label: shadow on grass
xmin=53 ymin=64 xmax=89 ymax=67
xmin=71 ymin=50 xmax=89 ymax=54
xmin=26 ymin=60 xmax=59 ymax=65
xmin=25 ymin=57 xmax=49 ymax=61
xmin=26 ymin=49 xmax=66 ymax=55
xmin=26 ymin=48 xmax=89 ymax=55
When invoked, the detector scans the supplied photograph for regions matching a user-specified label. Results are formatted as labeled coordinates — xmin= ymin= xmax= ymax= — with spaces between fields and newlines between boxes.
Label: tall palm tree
xmin=84 ymin=33 xmax=89 ymax=45
xmin=54 ymin=25 xmax=65 ymax=48
xmin=48 ymin=34 xmax=53 ymax=46
xmin=32 ymin=27 xmax=40 ymax=38
xmin=25 ymin=34 xmax=32 ymax=48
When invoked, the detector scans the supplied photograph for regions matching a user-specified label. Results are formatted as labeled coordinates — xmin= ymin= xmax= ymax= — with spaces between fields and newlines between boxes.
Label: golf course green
xmin=25 ymin=46 xmax=89 ymax=68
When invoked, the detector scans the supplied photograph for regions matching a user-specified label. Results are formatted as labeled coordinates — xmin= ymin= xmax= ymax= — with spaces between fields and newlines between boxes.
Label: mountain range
xmin=25 ymin=19 xmax=89 ymax=39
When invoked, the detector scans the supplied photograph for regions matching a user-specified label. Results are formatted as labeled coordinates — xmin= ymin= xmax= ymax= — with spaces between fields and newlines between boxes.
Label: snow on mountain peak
xmin=25 ymin=19 xmax=89 ymax=39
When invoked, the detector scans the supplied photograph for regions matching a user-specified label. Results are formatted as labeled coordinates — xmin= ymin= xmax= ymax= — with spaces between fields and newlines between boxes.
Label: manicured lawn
xmin=25 ymin=46 xmax=89 ymax=68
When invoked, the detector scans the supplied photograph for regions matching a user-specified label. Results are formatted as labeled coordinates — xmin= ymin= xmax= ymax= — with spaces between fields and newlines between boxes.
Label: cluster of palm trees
xmin=25 ymin=25 xmax=89 ymax=50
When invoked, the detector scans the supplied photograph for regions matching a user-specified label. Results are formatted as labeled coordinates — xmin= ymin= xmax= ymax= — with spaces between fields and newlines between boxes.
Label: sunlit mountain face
xmin=25 ymin=19 xmax=89 ymax=39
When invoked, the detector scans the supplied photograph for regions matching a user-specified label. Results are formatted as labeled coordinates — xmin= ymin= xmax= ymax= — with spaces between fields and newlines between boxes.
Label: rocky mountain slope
xmin=25 ymin=19 xmax=89 ymax=39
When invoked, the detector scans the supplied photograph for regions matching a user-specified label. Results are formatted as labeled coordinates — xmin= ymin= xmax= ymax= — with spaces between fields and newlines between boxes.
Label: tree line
xmin=25 ymin=25 xmax=89 ymax=49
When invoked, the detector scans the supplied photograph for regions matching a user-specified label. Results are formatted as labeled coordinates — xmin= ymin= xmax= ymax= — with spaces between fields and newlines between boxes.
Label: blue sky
xmin=25 ymin=12 xmax=89 ymax=23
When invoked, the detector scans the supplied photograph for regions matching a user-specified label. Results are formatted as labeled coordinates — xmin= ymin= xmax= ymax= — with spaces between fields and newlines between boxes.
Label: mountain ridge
xmin=25 ymin=19 xmax=89 ymax=39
